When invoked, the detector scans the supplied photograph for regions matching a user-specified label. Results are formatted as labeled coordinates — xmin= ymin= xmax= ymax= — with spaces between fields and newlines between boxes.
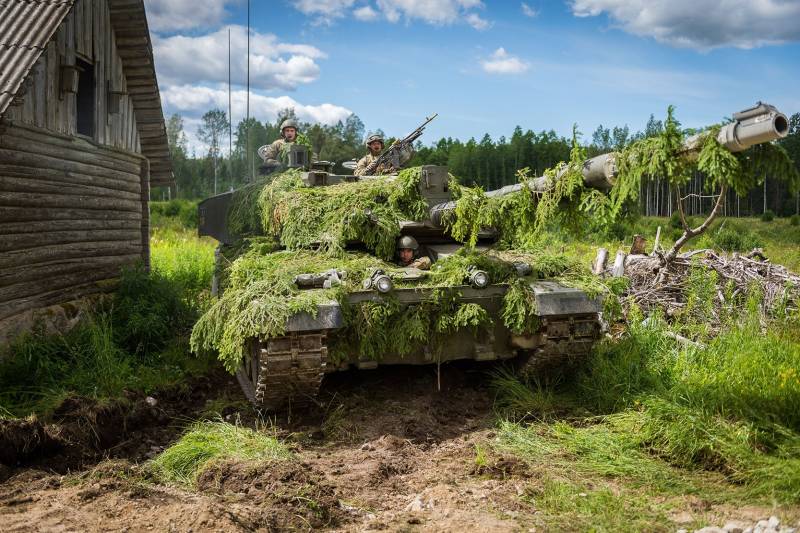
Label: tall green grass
xmin=0 ymin=209 xmax=217 ymax=418
xmin=150 ymin=421 xmax=290 ymax=486
xmin=494 ymin=313 xmax=800 ymax=503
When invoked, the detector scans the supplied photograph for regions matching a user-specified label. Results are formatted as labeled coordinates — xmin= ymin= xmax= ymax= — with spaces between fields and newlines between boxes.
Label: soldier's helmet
xmin=397 ymin=235 xmax=419 ymax=251
xmin=365 ymin=134 xmax=384 ymax=147
xmin=280 ymin=119 xmax=299 ymax=135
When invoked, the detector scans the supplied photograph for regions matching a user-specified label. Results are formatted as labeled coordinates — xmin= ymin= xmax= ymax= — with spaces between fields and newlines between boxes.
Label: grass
xmin=149 ymin=421 xmax=290 ymax=486
xmin=491 ymin=310 xmax=800 ymax=530
xmin=0 ymin=207 xmax=217 ymax=418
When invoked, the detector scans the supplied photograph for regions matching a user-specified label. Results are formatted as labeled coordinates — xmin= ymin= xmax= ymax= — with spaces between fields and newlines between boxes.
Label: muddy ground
xmin=1 ymin=364 xmax=797 ymax=532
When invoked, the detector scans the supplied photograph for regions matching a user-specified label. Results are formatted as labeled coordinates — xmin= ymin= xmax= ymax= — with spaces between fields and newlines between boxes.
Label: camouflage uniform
xmin=354 ymin=153 xmax=394 ymax=176
xmin=354 ymin=135 xmax=414 ymax=176
xmin=259 ymin=138 xmax=288 ymax=165
xmin=258 ymin=119 xmax=299 ymax=165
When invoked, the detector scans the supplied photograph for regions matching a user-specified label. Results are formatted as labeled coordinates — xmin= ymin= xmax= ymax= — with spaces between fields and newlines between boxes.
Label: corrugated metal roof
xmin=0 ymin=0 xmax=74 ymax=117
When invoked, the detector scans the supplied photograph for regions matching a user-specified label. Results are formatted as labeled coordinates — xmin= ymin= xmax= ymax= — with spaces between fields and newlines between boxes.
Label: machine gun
xmin=362 ymin=113 xmax=438 ymax=176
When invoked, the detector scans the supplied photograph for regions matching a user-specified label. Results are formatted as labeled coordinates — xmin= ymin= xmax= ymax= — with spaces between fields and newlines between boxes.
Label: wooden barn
xmin=0 ymin=0 xmax=173 ymax=342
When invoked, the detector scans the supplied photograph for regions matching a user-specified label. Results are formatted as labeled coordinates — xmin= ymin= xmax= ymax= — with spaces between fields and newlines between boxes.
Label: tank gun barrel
xmin=429 ymin=102 xmax=789 ymax=224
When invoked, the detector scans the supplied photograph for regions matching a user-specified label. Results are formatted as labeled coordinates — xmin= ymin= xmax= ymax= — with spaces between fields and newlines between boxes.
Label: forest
xmin=163 ymin=108 xmax=800 ymax=217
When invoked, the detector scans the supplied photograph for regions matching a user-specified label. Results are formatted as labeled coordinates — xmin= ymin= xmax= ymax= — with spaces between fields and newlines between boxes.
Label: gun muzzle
xmin=690 ymin=102 xmax=789 ymax=152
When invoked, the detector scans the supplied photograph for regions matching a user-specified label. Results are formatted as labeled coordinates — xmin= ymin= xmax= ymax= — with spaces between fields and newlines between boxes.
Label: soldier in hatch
xmin=354 ymin=133 xmax=414 ymax=176
xmin=258 ymin=118 xmax=299 ymax=166
xmin=396 ymin=236 xmax=431 ymax=270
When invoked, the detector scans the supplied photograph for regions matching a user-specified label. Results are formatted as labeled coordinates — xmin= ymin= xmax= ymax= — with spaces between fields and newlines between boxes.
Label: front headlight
xmin=374 ymin=274 xmax=394 ymax=293
xmin=469 ymin=269 xmax=489 ymax=288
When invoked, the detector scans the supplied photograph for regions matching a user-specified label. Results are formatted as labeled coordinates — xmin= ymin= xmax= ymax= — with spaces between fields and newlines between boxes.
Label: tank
xmin=196 ymin=102 xmax=789 ymax=410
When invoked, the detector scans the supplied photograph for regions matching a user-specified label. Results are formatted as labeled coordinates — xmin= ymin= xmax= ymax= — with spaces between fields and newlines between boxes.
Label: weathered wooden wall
xmin=0 ymin=122 xmax=147 ymax=325
xmin=2 ymin=0 xmax=141 ymax=152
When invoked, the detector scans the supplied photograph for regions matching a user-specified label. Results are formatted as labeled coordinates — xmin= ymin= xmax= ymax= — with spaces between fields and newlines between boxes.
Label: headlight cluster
xmin=467 ymin=267 xmax=490 ymax=288
xmin=363 ymin=269 xmax=394 ymax=293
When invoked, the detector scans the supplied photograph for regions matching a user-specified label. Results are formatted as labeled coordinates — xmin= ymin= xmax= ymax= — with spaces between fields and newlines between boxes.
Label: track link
xmin=518 ymin=314 xmax=601 ymax=373
xmin=236 ymin=332 xmax=328 ymax=410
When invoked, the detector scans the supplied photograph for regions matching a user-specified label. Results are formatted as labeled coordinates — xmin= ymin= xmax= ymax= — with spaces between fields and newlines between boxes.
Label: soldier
xmin=354 ymin=133 xmax=414 ymax=176
xmin=258 ymin=118 xmax=299 ymax=165
xmin=396 ymin=236 xmax=431 ymax=270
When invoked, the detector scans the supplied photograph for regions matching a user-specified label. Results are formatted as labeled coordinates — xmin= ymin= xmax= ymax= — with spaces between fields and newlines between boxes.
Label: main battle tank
xmin=196 ymin=102 xmax=789 ymax=410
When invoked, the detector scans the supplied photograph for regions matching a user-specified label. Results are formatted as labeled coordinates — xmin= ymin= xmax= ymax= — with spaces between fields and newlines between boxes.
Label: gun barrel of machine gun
xmin=429 ymin=102 xmax=789 ymax=224
xmin=364 ymin=113 xmax=438 ymax=175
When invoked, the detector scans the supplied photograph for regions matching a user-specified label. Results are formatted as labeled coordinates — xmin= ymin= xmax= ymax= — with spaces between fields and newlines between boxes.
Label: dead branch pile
xmin=621 ymin=249 xmax=800 ymax=327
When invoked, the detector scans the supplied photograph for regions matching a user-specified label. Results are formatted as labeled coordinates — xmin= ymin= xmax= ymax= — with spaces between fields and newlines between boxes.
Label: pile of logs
xmin=593 ymin=230 xmax=800 ymax=329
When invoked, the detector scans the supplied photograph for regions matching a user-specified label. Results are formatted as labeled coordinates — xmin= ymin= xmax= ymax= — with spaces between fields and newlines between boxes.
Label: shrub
xmin=790 ymin=214 xmax=800 ymax=227
xmin=111 ymin=266 xmax=195 ymax=358
xmin=710 ymin=223 xmax=762 ymax=252
xmin=150 ymin=200 xmax=199 ymax=229
xmin=761 ymin=210 xmax=775 ymax=222
xmin=669 ymin=211 xmax=682 ymax=229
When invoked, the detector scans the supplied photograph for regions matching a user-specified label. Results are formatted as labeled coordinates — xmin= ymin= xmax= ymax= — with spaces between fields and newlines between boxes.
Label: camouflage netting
xmin=190 ymin=167 xmax=609 ymax=372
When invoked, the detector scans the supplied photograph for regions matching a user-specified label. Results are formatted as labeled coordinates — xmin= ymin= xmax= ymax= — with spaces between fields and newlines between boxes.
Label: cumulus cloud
xmin=161 ymin=85 xmax=352 ymax=153
xmin=143 ymin=0 xmax=237 ymax=31
xmin=570 ymin=0 xmax=800 ymax=50
xmin=521 ymin=3 xmax=538 ymax=17
xmin=465 ymin=13 xmax=491 ymax=31
xmin=353 ymin=5 xmax=379 ymax=21
xmin=152 ymin=26 xmax=325 ymax=91
xmin=480 ymin=48 xmax=529 ymax=74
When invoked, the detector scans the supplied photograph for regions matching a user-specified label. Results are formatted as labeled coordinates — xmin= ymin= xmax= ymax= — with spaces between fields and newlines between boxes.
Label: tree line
xmin=161 ymin=109 xmax=800 ymax=217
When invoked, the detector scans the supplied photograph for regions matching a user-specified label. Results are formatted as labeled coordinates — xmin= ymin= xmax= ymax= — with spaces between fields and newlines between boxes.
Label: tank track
xmin=518 ymin=314 xmax=601 ymax=373
xmin=235 ymin=332 xmax=328 ymax=410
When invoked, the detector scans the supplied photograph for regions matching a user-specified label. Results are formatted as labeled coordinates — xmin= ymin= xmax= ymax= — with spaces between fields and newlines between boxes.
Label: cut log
xmin=612 ymin=251 xmax=627 ymax=277
xmin=592 ymin=248 xmax=608 ymax=275
xmin=630 ymin=234 xmax=646 ymax=255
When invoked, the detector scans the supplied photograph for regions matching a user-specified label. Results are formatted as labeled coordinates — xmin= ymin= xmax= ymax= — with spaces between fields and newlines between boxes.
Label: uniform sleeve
xmin=262 ymin=140 xmax=281 ymax=163
xmin=354 ymin=156 xmax=369 ymax=176
xmin=410 ymin=256 xmax=431 ymax=270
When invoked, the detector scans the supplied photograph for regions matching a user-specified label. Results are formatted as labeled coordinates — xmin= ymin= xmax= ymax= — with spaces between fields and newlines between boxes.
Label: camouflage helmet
xmin=365 ymin=133 xmax=384 ymax=147
xmin=280 ymin=118 xmax=298 ymax=134
xmin=397 ymin=235 xmax=419 ymax=251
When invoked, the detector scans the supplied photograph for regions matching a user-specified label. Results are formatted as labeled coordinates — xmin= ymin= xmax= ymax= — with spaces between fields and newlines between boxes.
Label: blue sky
xmin=144 ymin=0 xmax=800 ymax=152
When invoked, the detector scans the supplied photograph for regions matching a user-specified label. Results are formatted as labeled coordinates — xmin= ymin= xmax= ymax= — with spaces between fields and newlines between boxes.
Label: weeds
xmin=149 ymin=421 xmax=290 ymax=486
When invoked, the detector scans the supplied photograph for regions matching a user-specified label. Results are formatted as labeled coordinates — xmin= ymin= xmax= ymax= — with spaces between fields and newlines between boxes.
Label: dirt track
xmin=0 ymin=364 xmax=545 ymax=532
xmin=1 ymin=364 xmax=795 ymax=532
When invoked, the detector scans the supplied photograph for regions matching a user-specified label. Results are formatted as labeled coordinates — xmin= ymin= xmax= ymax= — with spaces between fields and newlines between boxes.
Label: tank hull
xmin=236 ymin=281 xmax=601 ymax=409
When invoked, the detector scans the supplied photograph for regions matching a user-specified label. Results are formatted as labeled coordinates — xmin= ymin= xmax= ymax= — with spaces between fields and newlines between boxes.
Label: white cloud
xmin=353 ymin=5 xmax=379 ymax=21
xmin=465 ymin=13 xmax=491 ymax=31
xmin=143 ymin=0 xmax=237 ymax=31
xmin=521 ymin=3 xmax=538 ymax=17
xmin=480 ymin=48 xmax=529 ymax=75
xmin=152 ymin=26 xmax=325 ymax=91
xmin=570 ymin=0 xmax=800 ymax=50
xmin=161 ymin=85 xmax=352 ymax=153
xmin=293 ymin=0 xmax=488 ymax=28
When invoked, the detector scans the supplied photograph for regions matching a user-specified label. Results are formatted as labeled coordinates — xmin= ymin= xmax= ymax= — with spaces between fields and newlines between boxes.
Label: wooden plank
xmin=75 ymin=0 xmax=85 ymax=57
xmin=0 ymin=149 xmax=141 ymax=185
xmin=0 ymin=205 xmax=141 ymax=223
xmin=56 ymin=22 xmax=67 ymax=133
xmin=45 ymin=42 xmax=58 ymax=132
xmin=0 ymin=229 xmax=143 ymax=253
xmin=93 ymin=0 xmax=104 ymax=144
xmin=0 ymin=218 xmax=138 ymax=236
xmin=0 ymin=281 xmax=110 ymax=322
xmin=64 ymin=9 xmax=77 ymax=135
xmin=0 ymin=255 xmax=140 ymax=289
xmin=0 ymin=137 xmax=142 ymax=176
xmin=0 ymin=266 xmax=127 ymax=321
xmin=0 ymin=176 xmax=143 ymax=202
xmin=0 ymin=241 xmax=141 ymax=269
xmin=0 ymin=164 xmax=141 ymax=194
xmin=85 ymin=0 xmax=93 ymax=59
xmin=2 ymin=122 xmax=145 ymax=165
xmin=32 ymin=58 xmax=46 ymax=127
xmin=0 ymin=190 xmax=143 ymax=212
